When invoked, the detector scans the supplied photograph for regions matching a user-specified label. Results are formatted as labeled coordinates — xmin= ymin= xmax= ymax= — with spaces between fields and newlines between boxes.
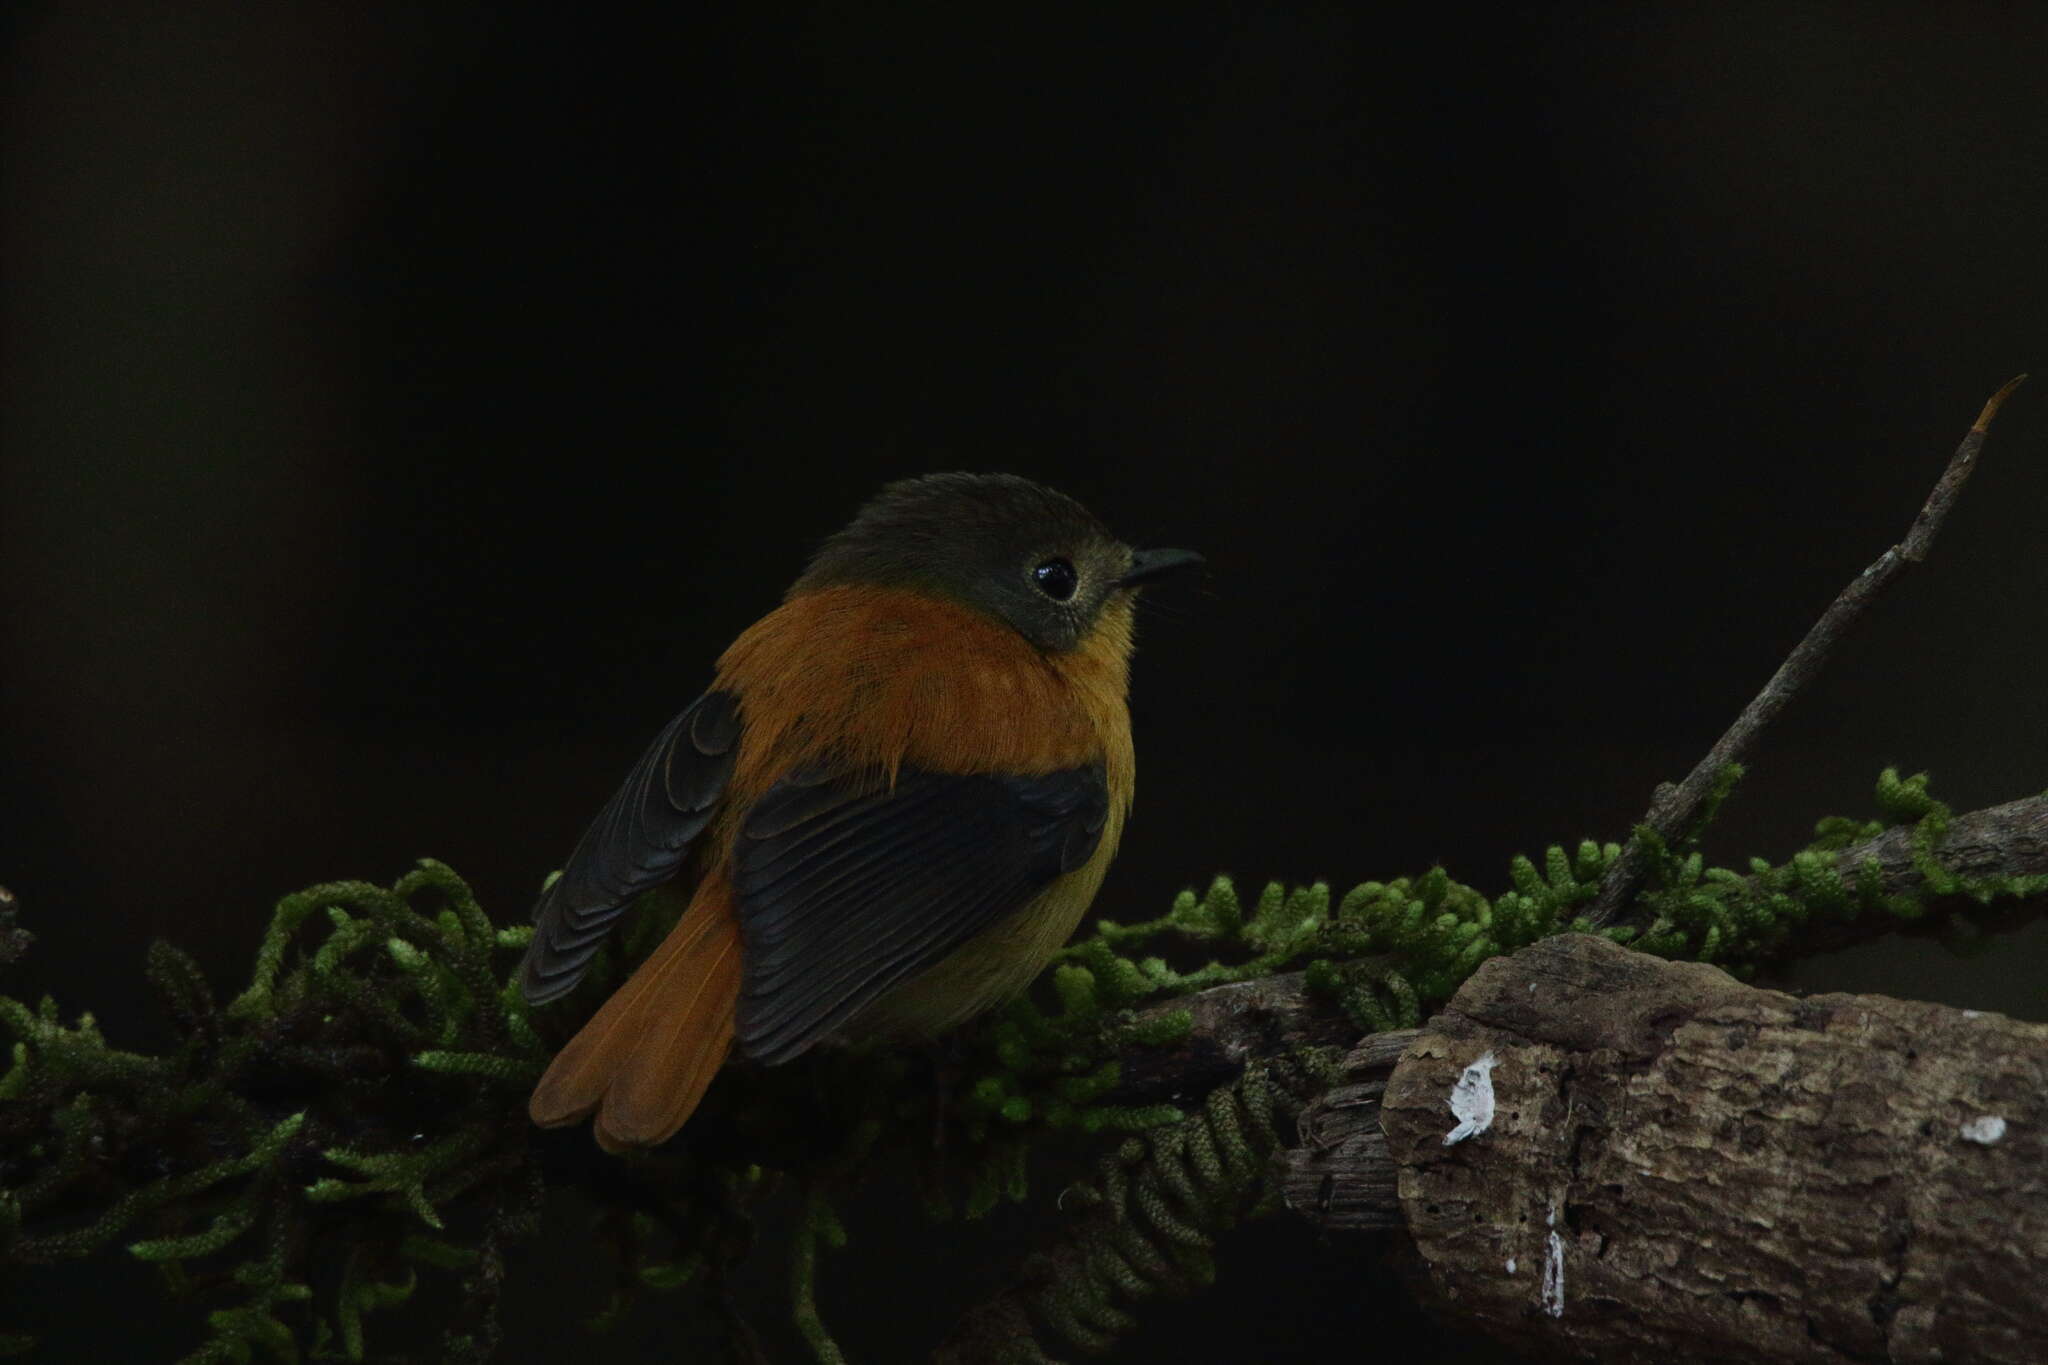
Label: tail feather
xmin=528 ymin=879 xmax=740 ymax=1150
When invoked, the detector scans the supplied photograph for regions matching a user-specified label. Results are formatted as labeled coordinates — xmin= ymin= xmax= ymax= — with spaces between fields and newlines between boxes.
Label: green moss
xmin=0 ymin=864 xmax=546 ymax=1361
xmin=1 ymin=768 xmax=2042 ymax=1361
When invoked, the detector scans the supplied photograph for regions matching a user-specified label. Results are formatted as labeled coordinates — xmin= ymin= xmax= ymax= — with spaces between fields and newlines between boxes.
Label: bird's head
xmin=791 ymin=472 xmax=1202 ymax=653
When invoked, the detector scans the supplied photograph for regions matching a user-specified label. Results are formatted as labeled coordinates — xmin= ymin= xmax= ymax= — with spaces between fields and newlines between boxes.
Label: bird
xmin=520 ymin=472 xmax=1201 ymax=1151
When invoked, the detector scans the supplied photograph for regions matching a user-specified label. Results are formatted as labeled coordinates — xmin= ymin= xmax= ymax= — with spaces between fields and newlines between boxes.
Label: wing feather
xmin=731 ymin=761 xmax=1108 ymax=1063
xmin=520 ymin=690 xmax=741 ymax=1005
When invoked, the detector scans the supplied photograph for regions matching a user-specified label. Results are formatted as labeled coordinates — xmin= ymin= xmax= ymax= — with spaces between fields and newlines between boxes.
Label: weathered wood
xmin=1102 ymin=970 xmax=1360 ymax=1108
xmin=1286 ymin=935 xmax=2048 ymax=1363
xmin=1279 ymin=1028 xmax=1416 ymax=1231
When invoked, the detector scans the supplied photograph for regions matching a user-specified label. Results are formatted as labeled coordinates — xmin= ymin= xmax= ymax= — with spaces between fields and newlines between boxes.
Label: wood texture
xmin=1284 ymin=934 xmax=2048 ymax=1363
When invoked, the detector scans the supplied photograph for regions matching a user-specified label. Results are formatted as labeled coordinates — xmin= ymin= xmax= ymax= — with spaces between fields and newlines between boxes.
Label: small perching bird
xmin=520 ymin=473 xmax=1200 ymax=1151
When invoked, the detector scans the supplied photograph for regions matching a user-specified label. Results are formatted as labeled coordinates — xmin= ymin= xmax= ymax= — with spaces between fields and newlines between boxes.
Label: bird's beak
xmin=1117 ymin=547 xmax=1205 ymax=588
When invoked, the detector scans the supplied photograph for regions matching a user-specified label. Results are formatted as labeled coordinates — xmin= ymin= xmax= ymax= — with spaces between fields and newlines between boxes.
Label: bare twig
xmin=1584 ymin=376 xmax=2027 ymax=928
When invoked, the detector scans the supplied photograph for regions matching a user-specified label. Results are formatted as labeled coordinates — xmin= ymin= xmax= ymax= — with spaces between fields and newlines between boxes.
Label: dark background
xmin=5 ymin=4 xmax=2047 ymax=1361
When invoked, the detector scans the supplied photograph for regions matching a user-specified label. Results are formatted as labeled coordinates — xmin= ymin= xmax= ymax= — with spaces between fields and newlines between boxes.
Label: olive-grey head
xmin=791 ymin=472 xmax=1201 ymax=653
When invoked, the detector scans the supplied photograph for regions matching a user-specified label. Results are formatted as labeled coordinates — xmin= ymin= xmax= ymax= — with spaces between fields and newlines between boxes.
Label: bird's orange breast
xmin=711 ymin=583 xmax=1136 ymax=814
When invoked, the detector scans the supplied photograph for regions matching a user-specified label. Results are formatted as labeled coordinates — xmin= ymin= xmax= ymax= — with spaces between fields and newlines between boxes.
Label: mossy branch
xmin=0 ymin=862 xmax=545 ymax=1362
xmin=0 ymin=765 xmax=2043 ymax=1362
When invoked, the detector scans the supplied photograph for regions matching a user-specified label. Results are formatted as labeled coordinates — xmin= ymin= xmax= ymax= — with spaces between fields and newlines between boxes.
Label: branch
xmin=1283 ymin=933 xmax=2048 ymax=1364
xmin=1759 ymin=790 xmax=2048 ymax=957
xmin=1585 ymin=376 xmax=2027 ymax=928
xmin=1105 ymin=791 xmax=2048 ymax=1109
xmin=1100 ymin=967 xmax=1355 ymax=1106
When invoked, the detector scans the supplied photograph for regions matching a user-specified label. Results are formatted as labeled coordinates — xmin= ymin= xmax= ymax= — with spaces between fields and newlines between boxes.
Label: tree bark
xmin=1280 ymin=934 xmax=2048 ymax=1364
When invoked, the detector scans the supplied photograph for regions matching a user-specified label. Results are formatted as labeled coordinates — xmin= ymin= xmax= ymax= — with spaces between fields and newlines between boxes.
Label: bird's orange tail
xmin=528 ymin=877 xmax=740 ymax=1152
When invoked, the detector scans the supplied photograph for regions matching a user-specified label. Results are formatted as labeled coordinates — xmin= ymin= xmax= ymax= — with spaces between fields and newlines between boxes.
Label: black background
xmin=5 ymin=5 xmax=2047 ymax=1361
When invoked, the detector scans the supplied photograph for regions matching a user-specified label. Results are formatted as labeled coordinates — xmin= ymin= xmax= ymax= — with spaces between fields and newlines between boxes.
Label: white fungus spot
xmin=1443 ymin=1050 xmax=1500 ymax=1145
xmin=1541 ymin=1229 xmax=1565 ymax=1317
xmin=1505 ymin=1257 xmax=1517 ymax=1274
xmin=1960 ymin=1115 xmax=2007 ymax=1145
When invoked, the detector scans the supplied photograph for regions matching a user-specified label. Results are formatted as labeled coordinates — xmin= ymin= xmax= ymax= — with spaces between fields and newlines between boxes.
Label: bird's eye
xmin=1031 ymin=557 xmax=1079 ymax=601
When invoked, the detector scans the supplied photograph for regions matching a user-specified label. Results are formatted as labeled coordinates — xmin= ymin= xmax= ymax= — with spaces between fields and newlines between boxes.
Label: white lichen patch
xmin=1960 ymin=1115 xmax=2007 ymax=1145
xmin=1541 ymin=1228 xmax=1566 ymax=1317
xmin=1505 ymin=1257 xmax=1517 ymax=1274
xmin=1443 ymin=1050 xmax=1500 ymax=1145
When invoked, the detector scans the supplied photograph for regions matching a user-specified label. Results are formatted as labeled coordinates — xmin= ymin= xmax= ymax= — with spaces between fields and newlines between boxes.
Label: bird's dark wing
xmin=521 ymin=690 xmax=741 ymax=1005
xmin=731 ymin=760 xmax=1109 ymax=1064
